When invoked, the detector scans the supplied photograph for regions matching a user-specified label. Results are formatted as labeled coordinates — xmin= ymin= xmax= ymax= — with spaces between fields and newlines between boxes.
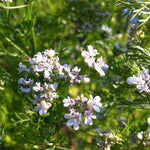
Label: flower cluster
xmin=81 ymin=9 xmax=111 ymax=33
xmin=100 ymin=25 xmax=112 ymax=38
xmin=127 ymin=68 xmax=150 ymax=94
xmin=96 ymin=127 xmax=120 ymax=150
xmin=81 ymin=45 xmax=109 ymax=76
xmin=127 ymin=24 xmax=137 ymax=44
xmin=63 ymin=94 xmax=102 ymax=130
xmin=18 ymin=49 xmax=90 ymax=115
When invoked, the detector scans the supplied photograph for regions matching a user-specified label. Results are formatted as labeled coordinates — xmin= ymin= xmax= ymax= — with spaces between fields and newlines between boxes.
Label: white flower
xmin=48 ymin=92 xmax=58 ymax=101
xmin=88 ymin=95 xmax=102 ymax=112
xmin=87 ymin=45 xmax=99 ymax=57
xmin=44 ymin=49 xmax=55 ymax=57
xmin=85 ymin=57 xmax=95 ymax=68
xmin=18 ymin=78 xmax=25 ymax=84
xmin=141 ymin=69 xmax=149 ymax=81
xmin=44 ymin=70 xmax=50 ymax=79
xmin=20 ymin=86 xmax=31 ymax=93
xmin=84 ymin=111 xmax=97 ymax=125
xmin=34 ymin=100 xmax=51 ymax=115
xmin=18 ymin=63 xmax=29 ymax=73
xmin=136 ymin=84 xmax=148 ymax=93
xmin=72 ymin=66 xmax=81 ymax=75
xmin=33 ymin=65 xmax=44 ymax=72
xmin=94 ymin=57 xmax=109 ymax=76
xmin=63 ymin=96 xmax=75 ymax=107
xmin=137 ymin=131 xmax=144 ymax=140
xmin=63 ymin=64 xmax=71 ymax=73
xmin=33 ymin=52 xmax=43 ymax=64
xmin=127 ymin=75 xmax=144 ymax=85
xmin=18 ymin=78 xmax=34 ymax=86
xmin=32 ymin=82 xmax=43 ymax=92
xmin=48 ymin=82 xmax=58 ymax=91
xmin=64 ymin=112 xmax=82 ymax=130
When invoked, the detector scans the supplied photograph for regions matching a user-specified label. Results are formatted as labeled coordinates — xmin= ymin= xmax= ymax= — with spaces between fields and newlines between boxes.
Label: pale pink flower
xmin=34 ymin=100 xmax=51 ymax=115
xmin=88 ymin=95 xmax=102 ymax=112
xmin=64 ymin=112 xmax=82 ymax=130
xmin=84 ymin=111 xmax=97 ymax=125
xmin=63 ymin=97 xmax=75 ymax=107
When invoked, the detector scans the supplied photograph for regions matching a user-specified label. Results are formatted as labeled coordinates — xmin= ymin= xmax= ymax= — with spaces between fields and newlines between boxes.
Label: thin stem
xmin=27 ymin=2 xmax=37 ymax=55
xmin=0 ymin=4 xmax=27 ymax=9
xmin=5 ymin=37 xmax=28 ymax=56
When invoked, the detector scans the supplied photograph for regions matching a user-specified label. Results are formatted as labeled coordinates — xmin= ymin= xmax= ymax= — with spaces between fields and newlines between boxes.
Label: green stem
xmin=0 ymin=4 xmax=27 ymax=9
xmin=5 ymin=37 xmax=28 ymax=56
xmin=27 ymin=1 xmax=37 ymax=55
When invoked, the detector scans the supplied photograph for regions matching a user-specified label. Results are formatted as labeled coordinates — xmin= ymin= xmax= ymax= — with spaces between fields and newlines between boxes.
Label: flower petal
xmin=87 ymin=118 xmax=93 ymax=125
xmin=84 ymin=117 xmax=88 ymax=125
xmin=64 ymin=103 xmax=70 ymax=107
xmin=39 ymin=109 xmax=47 ymax=115
xmin=64 ymin=114 xmax=73 ymax=119
xmin=66 ymin=119 xmax=74 ymax=127
xmin=74 ymin=122 xmax=79 ymax=130
xmin=147 ymin=117 xmax=150 ymax=125
xmin=34 ymin=106 xmax=40 ymax=112
xmin=91 ymin=114 xmax=97 ymax=119
xmin=94 ymin=96 xmax=101 ymax=102
xmin=93 ymin=106 xmax=100 ymax=112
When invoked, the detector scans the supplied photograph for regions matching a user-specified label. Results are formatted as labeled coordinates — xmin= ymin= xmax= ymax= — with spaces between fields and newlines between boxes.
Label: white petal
xmin=64 ymin=114 xmax=73 ymax=119
xmin=44 ymin=70 xmax=50 ymax=77
xmin=66 ymin=119 xmax=74 ymax=127
xmin=147 ymin=117 xmax=150 ymax=125
xmin=87 ymin=118 xmax=93 ymax=125
xmin=84 ymin=77 xmax=90 ymax=83
xmin=91 ymin=114 xmax=97 ymax=119
xmin=34 ymin=106 xmax=40 ymax=112
xmin=96 ymin=102 xmax=102 ymax=108
xmin=137 ymin=131 xmax=144 ymax=140
xmin=94 ymin=96 xmax=101 ymax=102
xmin=88 ymin=45 xmax=93 ymax=52
xmin=18 ymin=78 xmax=24 ymax=84
xmin=32 ymin=100 xmax=37 ymax=104
xmin=53 ymin=82 xmax=58 ymax=90
xmin=63 ymin=98 xmax=69 ymax=103
xmin=127 ymin=75 xmax=139 ymax=85
xmin=93 ymin=106 xmax=100 ymax=112
xmin=63 ymin=103 xmax=70 ymax=107
xmin=74 ymin=122 xmax=79 ymax=130
xmin=39 ymin=109 xmax=47 ymax=115
xmin=84 ymin=117 xmax=88 ymax=125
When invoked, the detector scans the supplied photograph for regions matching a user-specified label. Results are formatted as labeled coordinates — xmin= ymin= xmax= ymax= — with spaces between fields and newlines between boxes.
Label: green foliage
xmin=1 ymin=0 xmax=150 ymax=149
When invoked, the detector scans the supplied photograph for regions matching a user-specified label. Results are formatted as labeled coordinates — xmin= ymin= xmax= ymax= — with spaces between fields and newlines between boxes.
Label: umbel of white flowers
xmin=127 ymin=68 xmax=150 ymax=94
xmin=63 ymin=94 xmax=102 ymax=130
xmin=81 ymin=45 xmax=109 ymax=77
xmin=18 ymin=49 xmax=90 ymax=115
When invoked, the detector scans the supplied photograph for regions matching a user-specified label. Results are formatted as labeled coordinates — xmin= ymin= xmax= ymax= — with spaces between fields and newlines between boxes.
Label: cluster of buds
xmin=81 ymin=45 xmax=109 ymax=76
xmin=18 ymin=49 xmax=90 ymax=115
xmin=127 ymin=24 xmax=138 ymax=44
xmin=63 ymin=94 xmax=102 ymax=130
xmin=96 ymin=127 xmax=120 ymax=150
xmin=127 ymin=68 xmax=150 ymax=94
